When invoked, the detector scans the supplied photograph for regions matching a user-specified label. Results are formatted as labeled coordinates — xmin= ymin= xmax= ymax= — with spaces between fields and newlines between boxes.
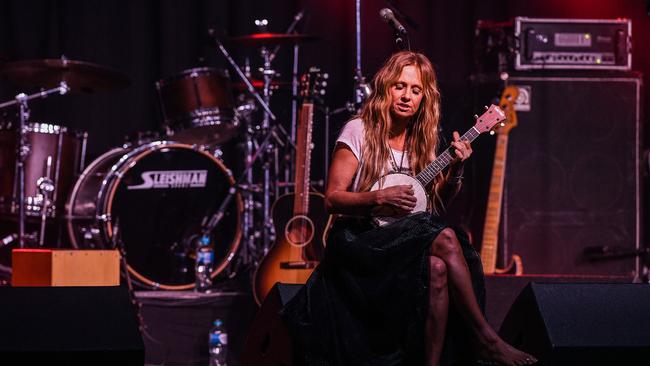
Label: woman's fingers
xmin=451 ymin=131 xmax=472 ymax=162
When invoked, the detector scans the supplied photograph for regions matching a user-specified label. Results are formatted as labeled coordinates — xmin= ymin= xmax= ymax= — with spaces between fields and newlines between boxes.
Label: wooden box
xmin=12 ymin=249 xmax=120 ymax=286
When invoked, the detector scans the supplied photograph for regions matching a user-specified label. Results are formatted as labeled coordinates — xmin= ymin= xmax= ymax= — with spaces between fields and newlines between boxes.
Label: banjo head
xmin=370 ymin=173 xmax=428 ymax=226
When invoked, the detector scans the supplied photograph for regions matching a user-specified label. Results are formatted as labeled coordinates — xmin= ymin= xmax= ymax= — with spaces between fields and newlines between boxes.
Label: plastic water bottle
xmin=209 ymin=319 xmax=228 ymax=366
xmin=195 ymin=235 xmax=213 ymax=292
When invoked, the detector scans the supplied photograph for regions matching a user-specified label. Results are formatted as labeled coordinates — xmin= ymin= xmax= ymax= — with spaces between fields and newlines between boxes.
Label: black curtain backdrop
xmin=0 ymin=0 xmax=648 ymax=238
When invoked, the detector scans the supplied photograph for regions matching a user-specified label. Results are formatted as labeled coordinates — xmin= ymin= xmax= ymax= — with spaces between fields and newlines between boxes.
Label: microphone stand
xmin=584 ymin=246 xmax=650 ymax=283
xmin=394 ymin=30 xmax=410 ymax=51
xmin=321 ymin=0 xmax=375 ymax=183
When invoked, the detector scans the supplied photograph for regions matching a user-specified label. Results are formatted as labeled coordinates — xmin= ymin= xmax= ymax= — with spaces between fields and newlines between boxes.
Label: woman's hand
xmin=450 ymin=131 xmax=472 ymax=171
xmin=372 ymin=184 xmax=417 ymax=217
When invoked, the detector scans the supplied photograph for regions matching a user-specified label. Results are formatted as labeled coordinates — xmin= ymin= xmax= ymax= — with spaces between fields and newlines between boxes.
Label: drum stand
xmin=210 ymin=33 xmax=296 ymax=267
xmin=267 ymin=10 xmax=305 ymax=197
xmin=0 ymin=82 xmax=69 ymax=248
xmin=198 ymin=122 xmax=291 ymax=258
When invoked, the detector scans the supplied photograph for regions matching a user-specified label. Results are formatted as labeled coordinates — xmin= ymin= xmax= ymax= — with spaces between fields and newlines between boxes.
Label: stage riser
xmin=0 ymin=286 xmax=144 ymax=365
xmin=137 ymin=291 xmax=257 ymax=366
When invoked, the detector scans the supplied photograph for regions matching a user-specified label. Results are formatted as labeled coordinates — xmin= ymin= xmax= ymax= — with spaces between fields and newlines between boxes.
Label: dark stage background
xmin=0 ymin=0 xmax=648 ymax=259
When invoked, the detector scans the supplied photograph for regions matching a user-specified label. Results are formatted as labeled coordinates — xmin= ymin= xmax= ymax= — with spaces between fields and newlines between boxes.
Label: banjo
xmin=371 ymin=104 xmax=506 ymax=226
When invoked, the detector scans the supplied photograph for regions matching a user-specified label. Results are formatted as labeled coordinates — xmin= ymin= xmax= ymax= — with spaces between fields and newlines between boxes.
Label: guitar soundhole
xmin=285 ymin=215 xmax=315 ymax=248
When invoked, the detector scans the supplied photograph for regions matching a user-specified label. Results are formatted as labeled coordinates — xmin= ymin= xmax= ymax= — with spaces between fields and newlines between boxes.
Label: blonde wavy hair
xmin=356 ymin=51 xmax=442 ymax=193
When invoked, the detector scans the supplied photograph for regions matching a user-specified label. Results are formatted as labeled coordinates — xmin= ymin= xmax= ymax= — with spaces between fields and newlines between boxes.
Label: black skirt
xmin=282 ymin=212 xmax=486 ymax=366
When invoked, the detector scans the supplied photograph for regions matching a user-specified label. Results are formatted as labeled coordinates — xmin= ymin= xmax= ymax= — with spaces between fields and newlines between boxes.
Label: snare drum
xmin=0 ymin=123 xmax=86 ymax=217
xmin=66 ymin=141 xmax=242 ymax=290
xmin=156 ymin=67 xmax=239 ymax=145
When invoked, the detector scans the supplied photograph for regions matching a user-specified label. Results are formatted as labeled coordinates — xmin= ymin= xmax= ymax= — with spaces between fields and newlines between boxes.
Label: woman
xmin=283 ymin=51 xmax=537 ymax=366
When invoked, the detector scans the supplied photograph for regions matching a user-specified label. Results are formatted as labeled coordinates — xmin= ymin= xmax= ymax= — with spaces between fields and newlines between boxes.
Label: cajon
xmin=12 ymin=249 xmax=120 ymax=286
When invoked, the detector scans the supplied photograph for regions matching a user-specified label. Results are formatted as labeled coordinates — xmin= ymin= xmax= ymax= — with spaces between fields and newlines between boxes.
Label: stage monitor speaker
xmin=241 ymin=283 xmax=302 ymax=366
xmin=503 ymin=75 xmax=642 ymax=277
xmin=499 ymin=283 xmax=650 ymax=365
xmin=0 ymin=286 xmax=144 ymax=365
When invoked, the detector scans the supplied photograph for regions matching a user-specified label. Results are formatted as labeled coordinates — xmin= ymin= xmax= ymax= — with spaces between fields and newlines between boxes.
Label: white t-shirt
xmin=336 ymin=118 xmax=411 ymax=192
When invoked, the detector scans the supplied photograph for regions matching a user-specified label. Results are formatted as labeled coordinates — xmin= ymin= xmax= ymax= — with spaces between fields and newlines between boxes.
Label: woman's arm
xmin=433 ymin=131 xmax=472 ymax=209
xmin=434 ymin=165 xmax=464 ymax=208
xmin=325 ymin=143 xmax=416 ymax=216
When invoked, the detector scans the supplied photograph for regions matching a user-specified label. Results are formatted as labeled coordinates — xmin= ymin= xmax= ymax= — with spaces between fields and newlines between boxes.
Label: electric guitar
xmin=371 ymin=104 xmax=506 ymax=227
xmin=253 ymin=68 xmax=328 ymax=305
xmin=480 ymin=86 xmax=523 ymax=275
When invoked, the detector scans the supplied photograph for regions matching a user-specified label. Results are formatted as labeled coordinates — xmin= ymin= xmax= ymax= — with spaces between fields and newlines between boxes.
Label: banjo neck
xmin=412 ymin=126 xmax=481 ymax=186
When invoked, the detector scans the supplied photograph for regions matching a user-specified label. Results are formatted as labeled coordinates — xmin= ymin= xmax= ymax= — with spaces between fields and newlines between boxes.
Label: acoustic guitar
xmin=253 ymin=68 xmax=328 ymax=305
xmin=371 ymin=104 xmax=506 ymax=227
xmin=480 ymin=86 xmax=523 ymax=275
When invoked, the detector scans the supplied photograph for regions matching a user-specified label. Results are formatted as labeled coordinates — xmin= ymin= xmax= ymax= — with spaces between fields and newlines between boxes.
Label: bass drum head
xmin=100 ymin=142 xmax=241 ymax=289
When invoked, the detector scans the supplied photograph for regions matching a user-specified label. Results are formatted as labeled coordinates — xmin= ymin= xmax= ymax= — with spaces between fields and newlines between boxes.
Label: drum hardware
xmin=66 ymin=141 xmax=242 ymax=290
xmin=0 ymin=234 xmax=18 ymax=248
xmin=0 ymin=122 xmax=87 ymax=218
xmin=237 ymin=183 xmax=264 ymax=194
xmin=122 ymin=130 xmax=163 ymax=148
xmin=256 ymin=11 xmax=310 ymax=199
xmin=79 ymin=226 xmax=101 ymax=248
xmin=210 ymin=28 xmax=288 ymax=266
xmin=226 ymin=32 xmax=319 ymax=47
xmin=240 ymin=19 xmax=314 ymax=256
xmin=195 ymin=122 xmax=290 ymax=269
xmin=235 ymin=96 xmax=258 ymax=123
xmin=0 ymin=57 xmax=130 ymax=93
xmin=232 ymin=78 xmax=291 ymax=91
xmin=36 ymin=157 xmax=55 ymax=247
xmin=0 ymin=82 xmax=69 ymax=248
xmin=155 ymin=67 xmax=239 ymax=145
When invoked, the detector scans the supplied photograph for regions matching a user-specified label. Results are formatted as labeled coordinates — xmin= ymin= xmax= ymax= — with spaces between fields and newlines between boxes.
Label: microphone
xmin=379 ymin=8 xmax=407 ymax=35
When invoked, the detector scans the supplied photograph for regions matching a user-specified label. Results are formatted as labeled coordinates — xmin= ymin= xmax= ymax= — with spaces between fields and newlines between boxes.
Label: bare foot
xmin=478 ymin=338 xmax=538 ymax=366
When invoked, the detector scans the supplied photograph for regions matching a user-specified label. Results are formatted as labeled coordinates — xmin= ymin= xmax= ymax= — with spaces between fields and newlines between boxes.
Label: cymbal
xmin=0 ymin=58 xmax=130 ymax=93
xmin=232 ymin=78 xmax=291 ymax=91
xmin=228 ymin=33 xmax=319 ymax=46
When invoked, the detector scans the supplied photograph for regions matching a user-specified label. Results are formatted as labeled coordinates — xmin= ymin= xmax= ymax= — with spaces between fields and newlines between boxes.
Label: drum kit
xmin=0 ymin=26 xmax=328 ymax=290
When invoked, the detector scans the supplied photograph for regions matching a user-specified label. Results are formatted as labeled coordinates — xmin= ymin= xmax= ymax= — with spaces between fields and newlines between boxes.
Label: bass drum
xmin=66 ymin=141 xmax=242 ymax=290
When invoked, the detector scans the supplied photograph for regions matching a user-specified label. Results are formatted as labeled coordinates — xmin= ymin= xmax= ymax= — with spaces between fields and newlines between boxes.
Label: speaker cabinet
xmin=484 ymin=274 xmax=630 ymax=331
xmin=500 ymin=282 xmax=650 ymax=365
xmin=0 ymin=286 xmax=144 ymax=365
xmin=502 ymin=75 xmax=642 ymax=277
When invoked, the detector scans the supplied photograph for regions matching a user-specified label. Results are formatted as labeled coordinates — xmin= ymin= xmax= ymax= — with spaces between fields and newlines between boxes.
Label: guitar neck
xmin=414 ymin=126 xmax=481 ymax=187
xmin=480 ymin=133 xmax=509 ymax=274
xmin=293 ymin=101 xmax=314 ymax=215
